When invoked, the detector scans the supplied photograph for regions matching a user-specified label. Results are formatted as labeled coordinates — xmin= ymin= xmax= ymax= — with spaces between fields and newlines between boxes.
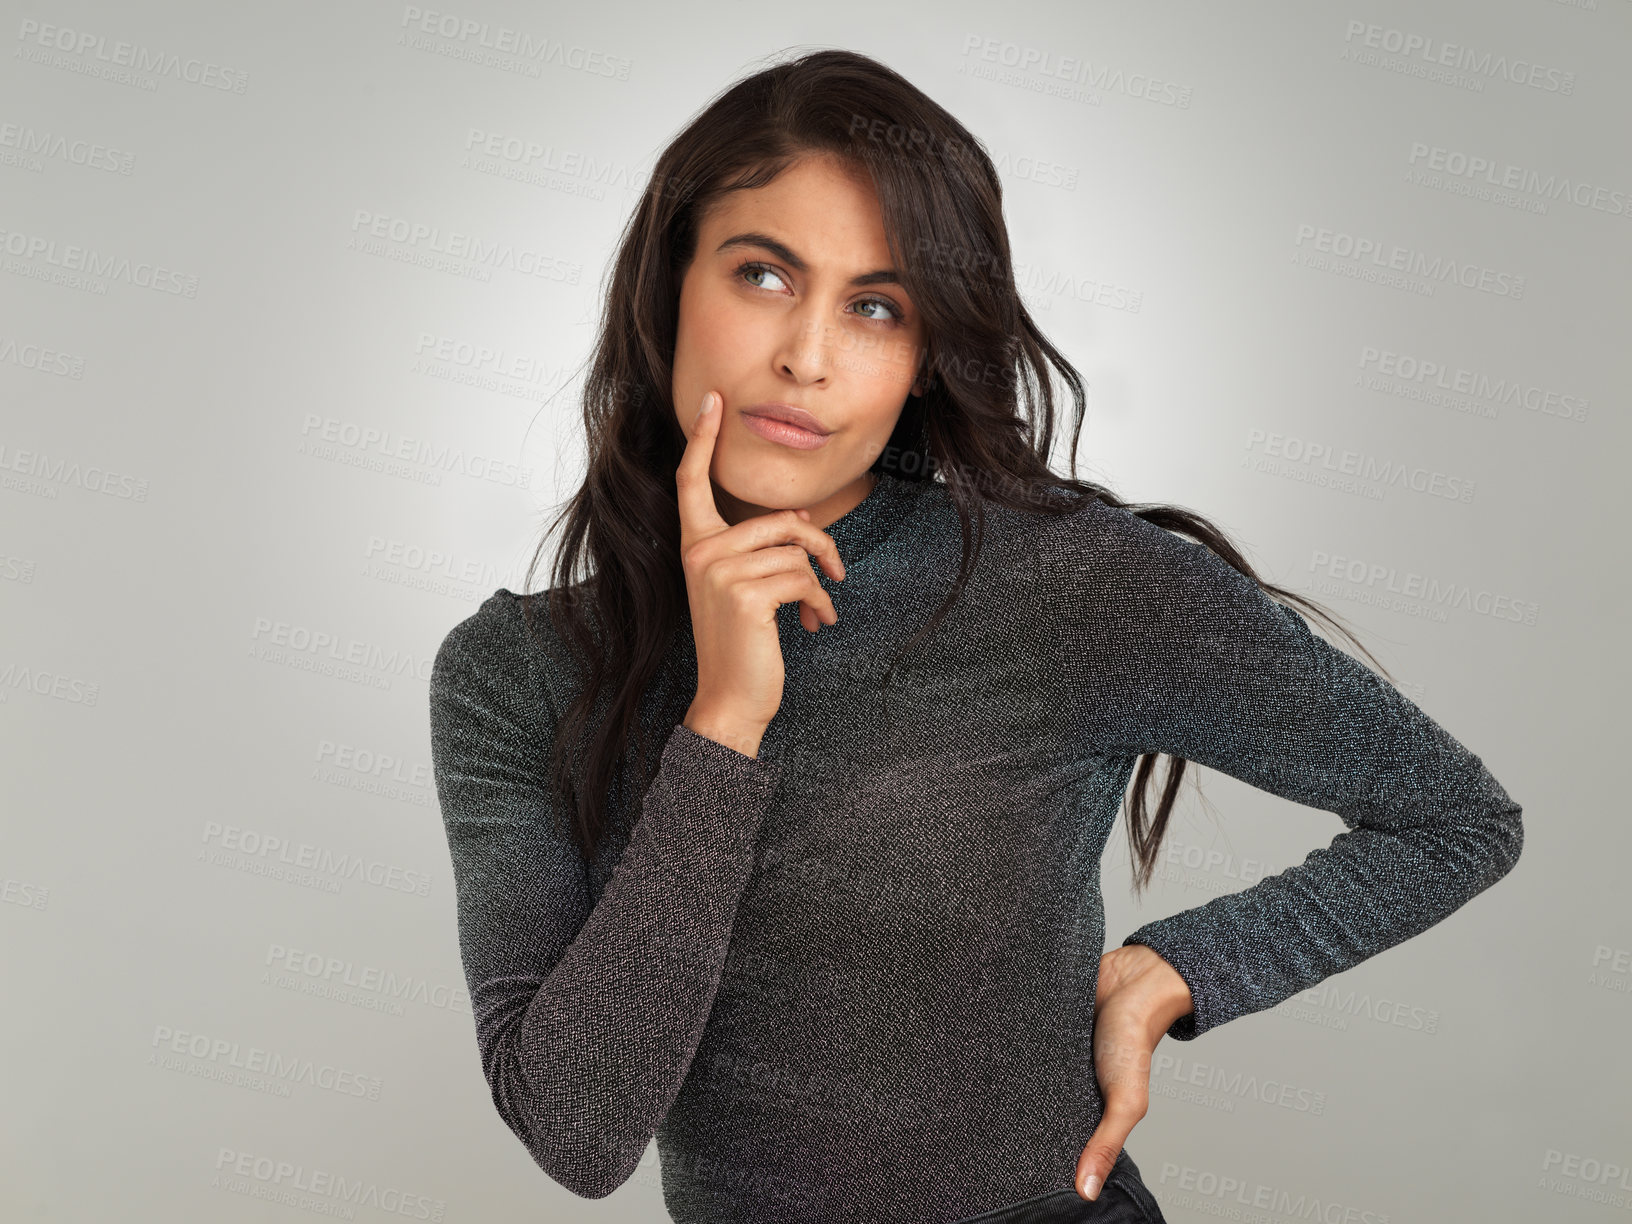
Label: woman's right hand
xmin=676 ymin=390 xmax=846 ymax=757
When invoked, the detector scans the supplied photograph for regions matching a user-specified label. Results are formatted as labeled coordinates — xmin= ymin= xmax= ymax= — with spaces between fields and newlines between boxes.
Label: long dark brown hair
xmin=521 ymin=48 xmax=1391 ymax=894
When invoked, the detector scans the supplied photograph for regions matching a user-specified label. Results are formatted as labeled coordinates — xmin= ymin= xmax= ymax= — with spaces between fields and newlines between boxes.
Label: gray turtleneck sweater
xmin=427 ymin=471 xmax=1523 ymax=1224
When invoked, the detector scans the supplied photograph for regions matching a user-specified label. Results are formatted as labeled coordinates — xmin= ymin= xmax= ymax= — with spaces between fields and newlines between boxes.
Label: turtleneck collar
xmin=819 ymin=469 xmax=930 ymax=572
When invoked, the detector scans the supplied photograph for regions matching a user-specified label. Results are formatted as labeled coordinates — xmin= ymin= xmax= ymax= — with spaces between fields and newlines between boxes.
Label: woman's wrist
xmin=1124 ymin=943 xmax=1196 ymax=1032
xmin=683 ymin=702 xmax=768 ymax=758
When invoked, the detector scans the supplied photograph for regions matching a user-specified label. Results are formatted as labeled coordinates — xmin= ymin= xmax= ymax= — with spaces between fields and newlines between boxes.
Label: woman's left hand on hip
xmin=1074 ymin=944 xmax=1194 ymax=1201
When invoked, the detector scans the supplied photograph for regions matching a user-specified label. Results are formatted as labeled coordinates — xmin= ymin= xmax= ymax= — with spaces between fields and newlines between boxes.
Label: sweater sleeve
xmin=1098 ymin=521 xmax=1524 ymax=1042
xmin=428 ymin=594 xmax=782 ymax=1197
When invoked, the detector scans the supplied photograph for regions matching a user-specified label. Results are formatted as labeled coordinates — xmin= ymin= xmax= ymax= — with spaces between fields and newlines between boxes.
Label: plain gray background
xmin=3 ymin=1 xmax=1625 ymax=1220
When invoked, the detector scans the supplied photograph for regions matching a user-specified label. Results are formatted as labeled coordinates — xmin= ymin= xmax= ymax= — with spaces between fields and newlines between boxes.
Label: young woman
xmin=428 ymin=50 xmax=1524 ymax=1224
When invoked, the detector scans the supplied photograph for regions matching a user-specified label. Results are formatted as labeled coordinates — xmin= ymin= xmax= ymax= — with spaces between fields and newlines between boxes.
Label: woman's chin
xmin=711 ymin=461 xmax=836 ymax=517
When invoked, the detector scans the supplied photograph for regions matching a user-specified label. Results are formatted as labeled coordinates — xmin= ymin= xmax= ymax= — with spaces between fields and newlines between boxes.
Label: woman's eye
xmin=739 ymin=262 xmax=899 ymax=325
xmin=741 ymin=263 xmax=788 ymax=292
xmin=854 ymin=299 xmax=899 ymax=324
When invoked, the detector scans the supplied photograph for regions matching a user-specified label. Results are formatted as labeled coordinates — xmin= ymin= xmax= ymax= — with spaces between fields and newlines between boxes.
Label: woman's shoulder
xmin=431 ymin=586 xmax=578 ymax=710
xmin=1004 ymin=485 xmax=1277 ymax=644
xmin=910 ymin=471 xmax=1233 ymax=581
xmin=436 ymin=587 xmax=530 ymax=663
xmin=1049 ymin=487 xmax=1232 ymax=579
xmin=976 ymin=480 xmax=1153 ymax=566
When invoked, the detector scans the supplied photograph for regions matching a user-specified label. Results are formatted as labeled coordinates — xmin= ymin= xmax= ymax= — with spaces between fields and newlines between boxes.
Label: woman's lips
xmin=739 ymin=409 xmax=832 ymax=451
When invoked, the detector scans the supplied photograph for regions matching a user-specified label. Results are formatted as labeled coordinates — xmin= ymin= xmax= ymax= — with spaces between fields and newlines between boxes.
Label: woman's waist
xmin=657 ymin=1094 xmax=1114 ymax=1224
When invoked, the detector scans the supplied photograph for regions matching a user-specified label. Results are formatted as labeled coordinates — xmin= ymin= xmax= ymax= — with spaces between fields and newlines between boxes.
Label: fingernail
xmin=1082 ymin=1174 xmax=1101 ymax=1200
xmin=701 ymin=392 xmax=716 ymax=413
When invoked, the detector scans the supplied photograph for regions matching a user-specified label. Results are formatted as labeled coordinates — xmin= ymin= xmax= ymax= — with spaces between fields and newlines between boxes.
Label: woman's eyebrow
xmin=714 ymin=231 xmax=902 ymax=287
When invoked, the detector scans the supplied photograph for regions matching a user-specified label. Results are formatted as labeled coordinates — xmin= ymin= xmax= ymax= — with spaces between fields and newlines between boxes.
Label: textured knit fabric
xmin=427 ymin=470 xmax=1523 ymax=1224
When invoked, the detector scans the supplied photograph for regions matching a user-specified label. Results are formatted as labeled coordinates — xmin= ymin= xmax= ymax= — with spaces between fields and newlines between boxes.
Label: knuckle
xmin=1083 ymin=1146 xmax=1118 ymax=1173
xmin=1109 ymin=1097 xmax=1147 ymax=1122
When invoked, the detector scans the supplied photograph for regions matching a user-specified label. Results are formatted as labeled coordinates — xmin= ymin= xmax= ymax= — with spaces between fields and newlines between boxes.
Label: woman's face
xmin=671 ymin=153 xmax=928 ymax=527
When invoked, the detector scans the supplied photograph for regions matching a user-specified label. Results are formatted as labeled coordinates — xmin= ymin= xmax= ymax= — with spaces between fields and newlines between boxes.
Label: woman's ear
xmin=910 ymin=360 xmax=931 ymax=397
